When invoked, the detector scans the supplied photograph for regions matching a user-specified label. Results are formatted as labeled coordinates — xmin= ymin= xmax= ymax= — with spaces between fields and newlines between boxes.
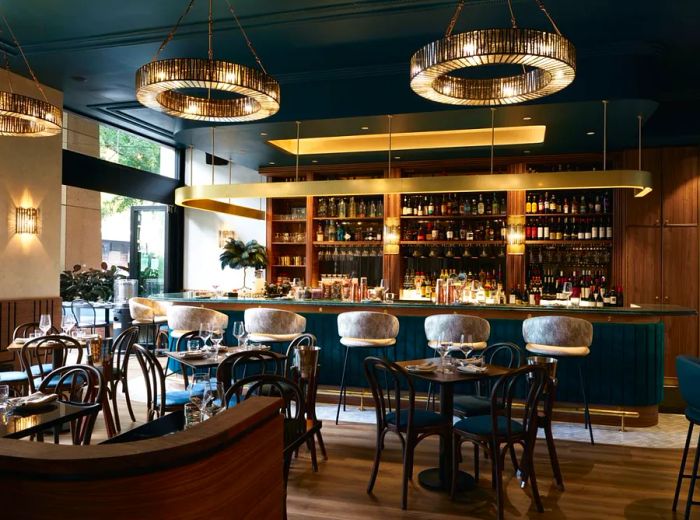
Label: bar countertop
xmin=151 ymin=293 xmax=695 ymax=318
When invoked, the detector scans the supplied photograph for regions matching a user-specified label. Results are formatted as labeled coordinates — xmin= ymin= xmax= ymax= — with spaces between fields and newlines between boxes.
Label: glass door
xmin=130 ymin=206 xmax=168 ymax=296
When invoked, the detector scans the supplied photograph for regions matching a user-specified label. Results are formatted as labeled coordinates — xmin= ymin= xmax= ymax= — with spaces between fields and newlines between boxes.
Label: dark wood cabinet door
xmin=662 ymin=225 xmax=699 ymax=378
xmin=623 ymin=149 xmax=662 ymax=226
xmin=624 ymin=226 xmax=662 ymax=305
xmin=662 ymin=147 xmax=699 ymax=225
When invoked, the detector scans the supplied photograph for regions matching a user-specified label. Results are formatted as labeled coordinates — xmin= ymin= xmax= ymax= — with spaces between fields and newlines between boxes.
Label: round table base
xmin=418 ymin=468 xmax=476 ymax=492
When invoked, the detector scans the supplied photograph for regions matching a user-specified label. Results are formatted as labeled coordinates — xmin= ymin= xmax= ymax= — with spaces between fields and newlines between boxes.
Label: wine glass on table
xmin=199 ymin=323 xmax=212 ymax=353
xmin=61 ymin=314 xmax=76 ymax=336
xmin=232 ymin=321 xmax=246 ymax=348
xmin=210 ymin=328 xmax=224 ymax=360
xmin=39 ymin=314 xmax=52 ymax=336
xmin=190 ymin=374 xmax=210 ymax=420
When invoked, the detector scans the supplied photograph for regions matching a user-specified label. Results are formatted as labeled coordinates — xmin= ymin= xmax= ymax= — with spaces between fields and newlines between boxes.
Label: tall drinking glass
xmin=39 ymin=314 xmax=51 ymax=335
xmin=233 ymin=321 xmax=246 ymax=347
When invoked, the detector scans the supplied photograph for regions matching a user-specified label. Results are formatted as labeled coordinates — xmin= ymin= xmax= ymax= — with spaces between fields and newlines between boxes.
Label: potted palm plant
xmin=219 ymin=239 xmax=268 ymax=289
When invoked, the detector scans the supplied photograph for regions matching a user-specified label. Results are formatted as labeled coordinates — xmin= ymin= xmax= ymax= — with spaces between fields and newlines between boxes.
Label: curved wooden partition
xmin=0 ymin=397 xmax=284 ymax=519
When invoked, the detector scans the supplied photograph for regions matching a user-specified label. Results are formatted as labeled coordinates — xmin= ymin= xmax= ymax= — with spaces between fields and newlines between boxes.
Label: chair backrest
xmin=677 ymin=356 xmax=700 ymax=410
xmin=13 ymin=322 xmax=60 ymax=340
xmin=71 ymin=299 xmax=97 ymax=326
xmin=129 ymin=297 xmax=155 ymax=321
xmin=123 ymin=343 xmax=166 ymax=421
xmin=522 ymin=316 xmax=593 ymax=347
xmin=216 ymin=350 xmax=286 ymax=396
xmin=110 ymin=326 xmax=140 ymax=374
xmin=38 ymin=364 xmax=105 ymax=445
xmin=424 ymin=314 xmax=490 ymax=343
xmin=175 ymin=331 xmax=206 ymax=353
xmin=337 ymin=311 xmax=399 ymax=340
xmin=364 ymin=357 xmax=416 ymax=432
xmin=244 ymin=308 xmax=306 ymax=336
xmin=478 ymin=342 xmax=523 ymax=368
xmin=283 ymin=333 xmax=317 ymax=377
xmin=166 ymin=305 xmax=228 ymax=333
xmin=489 ymin=365 xmax=550 ymax=441
xmin=20 ymin=335 xmax=84 ymax=392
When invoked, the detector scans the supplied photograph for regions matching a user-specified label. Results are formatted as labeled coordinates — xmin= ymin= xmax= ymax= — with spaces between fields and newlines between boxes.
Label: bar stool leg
xmin=674 ymin=421 xmax=694 ymax=511
xmin=686 ymin=429 xmax=700 ymax=520
xmin=336 ymin=345 xmax=351 ymax=425
xmin=578 ymin=362 xmax=594 ymax=445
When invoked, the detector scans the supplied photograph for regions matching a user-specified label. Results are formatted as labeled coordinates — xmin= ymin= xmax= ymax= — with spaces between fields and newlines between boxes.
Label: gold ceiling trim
xmin=268 ymin=125 xmax=546 ymax=155
xmin=180 ymin=198 xmax=265 ymax=220
xmin=176 ymin=170 xmax=652 ymax=214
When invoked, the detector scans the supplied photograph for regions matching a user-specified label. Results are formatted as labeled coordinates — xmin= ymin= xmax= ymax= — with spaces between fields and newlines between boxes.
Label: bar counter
xmin=152 ymin=294 xmax=696 ymax=426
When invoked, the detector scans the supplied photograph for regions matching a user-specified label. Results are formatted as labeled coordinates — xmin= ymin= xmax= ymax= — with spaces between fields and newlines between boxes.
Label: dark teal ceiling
xmin=1 ymin=1 xmax=698 ymax=166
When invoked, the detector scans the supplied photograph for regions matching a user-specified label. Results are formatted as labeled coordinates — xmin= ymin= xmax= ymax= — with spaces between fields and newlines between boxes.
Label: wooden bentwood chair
xmin=364 ymin=356 xmax=452 ymax=510
xmin=451 ymin=364 xmax=551 ymax=520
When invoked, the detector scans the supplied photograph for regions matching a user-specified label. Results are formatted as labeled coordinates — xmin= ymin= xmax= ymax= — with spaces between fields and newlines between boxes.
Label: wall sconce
xmin=15 ymin=207 xmax=39 ymax=235
xmin=384 ymin=217 xmax=400 ymax=255
xmin=506 ymin=215 xmax=525 ymax=255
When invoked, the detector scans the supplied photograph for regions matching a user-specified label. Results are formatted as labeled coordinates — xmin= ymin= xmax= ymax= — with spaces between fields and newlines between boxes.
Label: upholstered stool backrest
xmin=522 ymin=316 xmax=593 ymax=347
xmin=244 ymin=308 xmax=306 ymax=336
xmin=677 ymin=356 xmax=700 ymax=411
xmin=337 ymin=311 xmax=399 ymax=340
xmin=151 ymin=299 xmax=173 ymax=317
xmin=167 ymin=305 xmax=229 ymax=332
xmin=129 ymin=297 xmax=155 ymax=321
xmin=424 ymin=314 xmax=490 ymax=343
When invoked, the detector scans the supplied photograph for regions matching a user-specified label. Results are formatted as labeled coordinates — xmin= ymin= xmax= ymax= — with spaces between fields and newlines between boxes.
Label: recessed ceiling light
xmin=311 ymin=160 xmax=318 ymax=163
xmin=586 ymin=131 xmax=595 ymax=136
xmin=260 ymin=132 xmax=268 ymax=136
xmin=522 ymin=116 xmax=532 ymax=121
xmin=268 ymin=161 xmax=275 ymax=165
xmin=523 ymin=150 xmax=531 ymax=154
xmin=394 ymin=156 xmax=401 ymax=160
xmin=361 ymin=126 xmax=369 ymax=130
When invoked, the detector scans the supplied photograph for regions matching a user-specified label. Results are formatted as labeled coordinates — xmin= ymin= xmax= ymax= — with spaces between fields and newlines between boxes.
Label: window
xmin=99 ymin=125 xmax=176 ymax=178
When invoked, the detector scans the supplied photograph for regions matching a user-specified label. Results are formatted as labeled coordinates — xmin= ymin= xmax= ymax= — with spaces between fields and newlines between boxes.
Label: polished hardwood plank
xmin=287 ymin=421 xmax=689 ymax=519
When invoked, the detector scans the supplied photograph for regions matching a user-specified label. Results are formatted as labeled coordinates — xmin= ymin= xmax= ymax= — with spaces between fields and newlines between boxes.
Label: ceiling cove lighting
xmin=268 ymin=125 xmax=546 ymax=155
xmin=135 ymin=0 xmax=279 ymax=122
xmin=175 ymin=169 xmax=653 ymax=213
xmin=0 ymin=14 xmax=62 ymax=136
xmin=410 ymin=0 xmax=575 ymax=106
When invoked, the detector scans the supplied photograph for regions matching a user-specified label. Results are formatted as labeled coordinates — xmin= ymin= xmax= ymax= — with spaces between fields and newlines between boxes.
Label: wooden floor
xmin=286 ymin=421 xmax=697 ymax=520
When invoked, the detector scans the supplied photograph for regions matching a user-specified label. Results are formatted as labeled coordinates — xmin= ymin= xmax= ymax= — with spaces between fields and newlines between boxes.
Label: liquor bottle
xmin=318 ymin=197 xmax=327 ymax=217
xmin=369 ymin=199 xmax=377 ymax=218
xmin=526 ymin=194 xmax=532 ymax=214
xmin=329 ymin=197 xmax=337 ymax=217
xmin=327 ymin=220 xmax=336 ymax=241
xmin=427 ymin=196 xmax=435 ymax=216
xmin=316 ymin=224 xmax=324 ymax=242
xmin=477 ymin=194 xmax=485 ymax=215
xmin=616 ymin=285 xmax=624 ymax=307
xmin=563 ymin=197 xmax=569 ymax=214
xmin=584 ymin=218 xmax=592 ymax=240
xmin=537 ymin=193 xmax=544 ymax=213
xmin=417 ymin=225 xmax=425 ymax=241
xmin=349 ymin=197 xmax=357 ymax=218
xmin=549 ymin=193 xmax=557 ymax=213
xmin=501 ymin=196 xmax=507 ymax=215
xmin=595 ymin=195 xmax=602 ymax=213
xmin=440 ymin=195 xmax=447 ymax=216
xmin=486 ymin=195 xmax=493 ymax=215
xmin=603 ymin=191 xmax=610 ymax=213
xmin=416 ymin=197 xmax=423 ymax=216
xmin=537 ymin=218 xmax=544 ymax=239
xmin=577 ymin=218 xmax=585 ymax=240
xmin=579 ymin=195 xmax=587 ymax=214
xmin=338 ymin=198 xmax=346 ymax=218
xmin=336 ymin=222 xmax=344 ymax=241
xmin=471 ymin=198 xmax=478 ymax=216
xmin=402 ymin=196 xmax=410 ymax=216
xmin=463 ymin=197 xmax=471 ymax=215
xmin=431 ymin=223 xmax=439 ymax=241
xmin=608 ymin=286 xmax=618 ymax=306
xmin=543 ymin=219 xmax=550 ymax=240
xmin=598 ymin=219 xmax=605 ymax=240
xmin=606 ymin=217 xmax=613 ymax=239
xmin=358 ymin=199 xmax=366 ymax=218
xmin=446 ymin=222 xmax=454 ymax=240
xmin=571 ymin=196 xmax=578 ymax=214
xmin=377 ymin=200 xmax=383 ymax=217
xmin=492 ymin=193 xmax=499 ymax=215
xmin=562 ymin=218 xmax=570 ymax=240
xmin=459 ymin=222 xmax=467 ymax=240
xmin=466 ymin=225 xmax=474 ymax=241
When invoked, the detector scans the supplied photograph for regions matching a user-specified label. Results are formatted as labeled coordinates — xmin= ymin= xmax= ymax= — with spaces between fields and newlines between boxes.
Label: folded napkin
xmin=180 ymin=351 xmax=207 ymax=359
xmin=406 ymin=362 xmax=436 ymax=372
xmin=457 ymin=364 xmax=487 ymax=374
xmin=11 ymin=391 xmax=59 ymax=408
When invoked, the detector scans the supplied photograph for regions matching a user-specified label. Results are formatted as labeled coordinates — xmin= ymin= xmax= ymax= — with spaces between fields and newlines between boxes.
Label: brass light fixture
xmin=410 ymin=0 xmax=575 ymax=106
xmin=136 ymin=0 xmax=280 ymax=122
xmin=0 ymin=14 xmax=61 ymax=136
xmin=506 ymin=215 xmax=525 ymax=255
xmin=15 ymin=207 xmax=39 ymax=235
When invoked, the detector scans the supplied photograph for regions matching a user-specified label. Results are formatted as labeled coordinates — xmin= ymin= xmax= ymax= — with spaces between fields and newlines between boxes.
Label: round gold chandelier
xmin=135 ymin=0 xmax=280 ymax=122
xmin=410 ymin=1 xmax=576 ymax=106
xmin=0 ymin=14 xmax=62 ymax=137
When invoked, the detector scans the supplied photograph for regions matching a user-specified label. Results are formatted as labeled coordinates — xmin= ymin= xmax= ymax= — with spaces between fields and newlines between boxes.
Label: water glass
xmin=184 ymin=402 xmax=201 ymax=429
xmin=199 ymin=323 xmax=212 ymax=351
xmin=39 ymin=314 xmax=51 ymax=335
xmin=233 ymin=321 xmax=246 ymax=347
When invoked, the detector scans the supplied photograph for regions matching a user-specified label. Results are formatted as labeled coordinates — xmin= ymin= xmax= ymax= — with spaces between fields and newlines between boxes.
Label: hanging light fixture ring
xmin=410 ymin=28 xmax=575 ymax=106
xmin=136 ymin=58 xmax=280 ymax=122
xmin=0 ymin=91 xmax=62 ymax=136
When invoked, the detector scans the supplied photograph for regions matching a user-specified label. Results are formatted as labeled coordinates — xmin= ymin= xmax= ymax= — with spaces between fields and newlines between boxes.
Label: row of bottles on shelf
xmin=317 ymin=197 xmax=383 ymax=218
xmin=521 ymin=268 xmax=623 ymax=307
xmin=402 ymin=220 xmax=506 ymax=242
xmin=315 ymin=221 xmax=382 ymax=242
xmin=528 ymin=246 xmax=611 ymax=267
xmin=401 ymin=193 xmax=507 ymax=217
xmin=401 ymin=268 xmax=506 ymax=304
xmin=526 ymin=191 xmax=611 ymax=215
xmin=525 ymin=217 xmax=613 ymax=241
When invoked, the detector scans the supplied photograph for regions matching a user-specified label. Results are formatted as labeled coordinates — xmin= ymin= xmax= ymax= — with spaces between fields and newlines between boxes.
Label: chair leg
xmin=578 ymin=362 xmax=594 ymax=445
xmin=123 ymin=378 xmax=136 ymax=423
xmin=402 ymin=435 xmax=415 ymax=510
xmin=474 ymin=444 xmax=480 ymax=483
xmin=451 ymin=435 xmax=460 ymax=499
xmin=316 ymin=430 xmax=328 ymax=460
xmin=335 ymin=346 xmax=350 ymax=425
xmin=493 ymin=440 xmax=505 ymax=520
xmin=367 ymin=429 xmax=385 ymax=494
xmin=526 ymin=443 xmax=545 ymax=513
xmin=685 ymin=427 xmax=700 ymax=520
xmin=110 ymin=381 xmax=121 ymax=432
xmin=674 ymin=421 xmax=694 ymax=511
xmin=544 ymin=416 xmax=565 ymax=491
xmin=509 ymin=443 xmax=520 ymax=476
xmin=307 ymin=435 xmax=318 ymax=472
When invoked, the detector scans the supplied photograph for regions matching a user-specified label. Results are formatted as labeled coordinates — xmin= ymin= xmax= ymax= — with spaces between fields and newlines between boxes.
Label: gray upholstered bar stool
xmin=336 ymin=311 xmax=399 ymax=424
xmin=129 ymin=297 xmax=172 ymax=347
xmin=243 ymin=308 xmax=306 ymax=346
xmin=166 ymin=306 xmax=229 ymax=377
xmin=424 ymin=314 xmax=490 ymax=411
xmin=523 ymin=315 xmax=595 ymax=445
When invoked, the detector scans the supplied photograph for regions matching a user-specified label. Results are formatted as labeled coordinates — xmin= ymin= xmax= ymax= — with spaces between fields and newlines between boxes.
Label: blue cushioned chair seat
xmin=453 ymin=395 xmax=491 ymax=417
xmin=34 ymin=374 xmax=74 ymax=388
xmin=386 ymin=409 xmax=446 ymax=429
xmin=686 ymin=406 xmax=700 ymax=424
xmin=156 ymin=389 xmax=203 ymax=408
xmin=454 ymin=415 xmax=524 ymax=437
xmin=0 ymin=371 xmax=28 ymax=383
xmin=30 ymin=364 xmax=53 ymax=377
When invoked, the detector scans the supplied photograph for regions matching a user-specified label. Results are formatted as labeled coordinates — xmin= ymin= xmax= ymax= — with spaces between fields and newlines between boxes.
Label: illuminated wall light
xmin=15 ymin=207 xmax=39 ymax=235
xmin=384 ymin=217 xmax=400 ymax=255
xmin=506 ymin=215 xmax=525 ymax=255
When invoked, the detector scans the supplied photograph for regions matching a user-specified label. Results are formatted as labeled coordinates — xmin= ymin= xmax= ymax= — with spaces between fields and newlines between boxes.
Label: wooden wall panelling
xmin=0 ymin=297 xmax=62 ymax=367
xmin=662 ymin=146 xmax=699 ymax=225
xmin=506 ymin=187 xmax=526 ymax=290
xmin=265 ymin=197 xmax=274 ymax=284
xmin=306 ymin=195 xmax=315 ymax=285
xmin=623 ymin=148 xmax=663 ymax=226
xmin=383 ymin=167 xmax=402 ymax=294
xmin=612 ymin=189 xmax=627 ymax=290
xmin=624 ymin=227 xmax=662 ymax=306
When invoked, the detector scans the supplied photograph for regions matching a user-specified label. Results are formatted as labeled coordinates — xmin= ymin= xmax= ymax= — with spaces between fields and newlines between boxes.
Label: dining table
xmin=395 ymin=358 xmax=512 ymax=494
xmin=1 ymin=401 xmax=99 ymax=439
